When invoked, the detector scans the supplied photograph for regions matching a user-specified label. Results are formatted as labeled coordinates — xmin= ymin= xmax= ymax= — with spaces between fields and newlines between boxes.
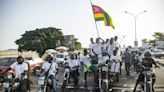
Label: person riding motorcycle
xmin=133 ymin=51 xmax=159 ymax=92
xmin=40 ymin=53 xmax=58 ymax=92
xmin=2 ymin=55 xmax=29 ymax=92
xmin=65 ymin=53 xmax=80 ymax=86
xmin=80 ymin=49 xmax=92 ymax=87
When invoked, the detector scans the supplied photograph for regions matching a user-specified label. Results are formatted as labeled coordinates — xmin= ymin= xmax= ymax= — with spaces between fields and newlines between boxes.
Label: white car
xmin=25 ymin=56 xmax=44 ymax=75
xmin=151 ymin=49 xmax=164 ymax=58
xmin=56 ymin=52 xmax=68 ymax=65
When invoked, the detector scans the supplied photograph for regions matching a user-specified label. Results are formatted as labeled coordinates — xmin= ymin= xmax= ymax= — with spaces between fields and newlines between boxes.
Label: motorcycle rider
xmin=133 ymin=51 xmax=159 ymax=92
xmin=2 ymin=55 xmax=29 ymax=92
xmin=41 ymin=53 xmax=58 ymax=92
xmin=91 ymin=38 xmax=102 ymax=85
xmin=66 ymin=53 xmax=79 ymax=86
xmin=110 ymin=50 xmax=121 ymax=82
xmin=80 ymin=49 xmax=92 ymax=87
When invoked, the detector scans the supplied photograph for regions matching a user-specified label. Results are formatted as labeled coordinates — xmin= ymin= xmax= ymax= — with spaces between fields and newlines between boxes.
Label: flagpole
xmin=89 ymin=0 xmax=100 ymax=38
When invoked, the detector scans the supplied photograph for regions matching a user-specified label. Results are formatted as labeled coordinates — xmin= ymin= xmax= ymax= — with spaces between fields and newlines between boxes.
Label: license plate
xmin=3 ymin=83 xmax=9 ymax=88
xmin=102 ymin=66 xmax=108 ymax=71
xmin=38 ymin=77 xmax=45 ymax=85
xmin=146 ymin=71 xmax=152 ymax=76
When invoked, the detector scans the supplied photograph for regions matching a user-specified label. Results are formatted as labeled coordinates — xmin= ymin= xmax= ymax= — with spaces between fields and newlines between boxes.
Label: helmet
xmin=144 ymin=51 xmax=151 ymax=58
xmin=46 ymin=53 xmax=54 ymax=62
xmin=69 ymin=53 xmax=75 ymax=60
xmin=17 ymin=55 xmax=24 ymax=64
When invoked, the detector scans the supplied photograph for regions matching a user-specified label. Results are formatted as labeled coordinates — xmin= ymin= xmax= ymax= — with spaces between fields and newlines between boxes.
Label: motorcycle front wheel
xmin=61 ymin=80 xmax=67 ymax=92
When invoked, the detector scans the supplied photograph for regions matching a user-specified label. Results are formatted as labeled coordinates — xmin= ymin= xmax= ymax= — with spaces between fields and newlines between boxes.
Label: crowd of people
xmin=1 ymin=36 xmax=160 ymax=92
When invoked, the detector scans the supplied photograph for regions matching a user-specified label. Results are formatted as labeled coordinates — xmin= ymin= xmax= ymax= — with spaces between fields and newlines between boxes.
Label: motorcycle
xmin=61 ymin=62 xmax=70 ymax=92
xmin=97 ymin=54 xmax=114 ymax=92
xmin=69 ymin=66 xmax=79 ymax=86
xmin=37 ymin=75 xmax=52 ymax=92
xmin=2 ymin=72 xmax=28 ymax=92
xmin=140 ymin=66 xmax=153 ymax=92
xmin=37 ymin=68 xmax=56 ymax=92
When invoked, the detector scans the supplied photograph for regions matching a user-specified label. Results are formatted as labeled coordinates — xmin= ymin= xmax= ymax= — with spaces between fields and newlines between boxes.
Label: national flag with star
xmin=92 ymin=5 xmax=115 ymax=29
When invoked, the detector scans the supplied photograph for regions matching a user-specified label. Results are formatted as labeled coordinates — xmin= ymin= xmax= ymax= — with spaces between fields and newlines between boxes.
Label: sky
xmin=0 ymin=0 xmax=164 ymax=50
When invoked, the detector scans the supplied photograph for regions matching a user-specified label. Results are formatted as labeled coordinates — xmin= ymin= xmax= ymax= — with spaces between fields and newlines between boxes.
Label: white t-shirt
xmin=101 ymin=43 xmax=108 ymax=52
xmin=80 ymin=55 xmax=91 ymax=65
xmin=10 ymin=62 xmax=28 ymax=78
xmin=108 ymin=44 xmax=115 ymax=56
xmin=42 ymin=61 xmax=58 ymax=77
xmin=110 ymin=55 xmax=121 ymax=63
xmin=89 ymin=43 xmax=95 ymax=56
xmin=93 ymin=43 xmax=102 ymax=55
xmin=66 ymin=59 xmax=79 ymax=68
xmin=113 ymin=41 xmax=119 ymax=49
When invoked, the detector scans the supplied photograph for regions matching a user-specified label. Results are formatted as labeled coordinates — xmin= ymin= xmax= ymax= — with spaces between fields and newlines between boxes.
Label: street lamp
xmin=124 ymin=11 xmax=146 ymax=47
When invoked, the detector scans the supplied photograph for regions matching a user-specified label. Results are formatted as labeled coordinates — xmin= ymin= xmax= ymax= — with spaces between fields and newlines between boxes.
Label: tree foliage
xmin=152 ymin=32 xmax=164 ymax=41
xmin=74 ymin=41 xmax=81 ymax=50
xmin=15 ymin=27 xmax=63 ymax=55
xmin=141 ymin=38 xmax=148 ymax=43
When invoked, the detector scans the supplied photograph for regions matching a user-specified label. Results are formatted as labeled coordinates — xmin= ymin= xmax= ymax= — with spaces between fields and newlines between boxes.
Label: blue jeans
xmin=50 ymin=77 xmax=57 ymax=92
xmin=125 ymin=62 xmax=130 ymax=75
xmin=91 ymin=64 xmax=98 ymax=84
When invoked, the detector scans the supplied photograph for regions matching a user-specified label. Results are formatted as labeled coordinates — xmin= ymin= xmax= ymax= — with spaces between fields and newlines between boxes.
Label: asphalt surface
xmin=1 ymin=58 xmax=164 ymax=92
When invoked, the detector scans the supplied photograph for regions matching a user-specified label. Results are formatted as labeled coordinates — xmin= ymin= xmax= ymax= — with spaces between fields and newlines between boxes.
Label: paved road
xmin=1 ymin=59 xmax=164 ymax=92
xmin=29 ymin=59 xmax=164 ymax=92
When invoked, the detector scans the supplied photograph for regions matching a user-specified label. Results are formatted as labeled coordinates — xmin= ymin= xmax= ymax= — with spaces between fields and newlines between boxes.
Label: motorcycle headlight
xmin=102 ymin=66 xmax=108 ymax=71
xmin=38 ymin=77 xmax=45 ymax=85
xmin=13 ymin=82 xmax=20 ymax=88
xmin=65 ymin=68 xmax=70 ymax=73
xmin=3 ymin=83 xmax=9 ymax=88
xmin=146 ymin=71 xmax=152 ymax=76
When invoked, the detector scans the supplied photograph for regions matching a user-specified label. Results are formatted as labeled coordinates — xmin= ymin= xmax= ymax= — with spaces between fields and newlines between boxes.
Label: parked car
xmin=24 ymin=56 xmax=44 ymax=75
xmin=152 ymin=49 xmax=164 ymax=58
xmin=0 ymin=57 xmax=16 ymax=76
xmin=56 ymin=52 xmax=68 ymax=65
xmin=0 ymin=56 xmax=44 ymax=76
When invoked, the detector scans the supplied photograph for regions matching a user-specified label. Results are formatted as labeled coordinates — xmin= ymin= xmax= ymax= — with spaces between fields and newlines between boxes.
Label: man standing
xmin=113 ymin=36 xmax=119 ymax=50
xmin=108 ymin=38 xmax=115 ymax=56
xmin=124 ymin=48 xmax=131 ymax=75
xmin=89 ymin=38 xmax=95 ymax=56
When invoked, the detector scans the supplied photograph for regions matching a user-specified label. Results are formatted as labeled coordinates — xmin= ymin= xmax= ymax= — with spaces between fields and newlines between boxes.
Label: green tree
xmin=15 ymin=27 xmax=63 ymax=56
xmin=141 ymin=38 xmax=148 ymax=43
xmin=74 ymin=42 xmax=81 ymax=50
xmin=152 ymin=32 xmax=164 ymax=41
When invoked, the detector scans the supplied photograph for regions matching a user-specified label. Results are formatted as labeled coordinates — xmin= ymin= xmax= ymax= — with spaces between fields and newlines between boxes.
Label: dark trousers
xmin=70 ymin=71 xmax=79 ymax=85
xmin=91 ymin=64 xmax=99 ymax=85
xmin=19 ymin=79 xmax=27 ymax=92
xmin=125 ymin=62 xmax=130 ymax=75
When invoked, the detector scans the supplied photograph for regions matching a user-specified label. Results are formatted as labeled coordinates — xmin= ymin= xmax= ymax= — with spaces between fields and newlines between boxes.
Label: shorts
xmin=84 ymin=64 xmax=91 ymax=73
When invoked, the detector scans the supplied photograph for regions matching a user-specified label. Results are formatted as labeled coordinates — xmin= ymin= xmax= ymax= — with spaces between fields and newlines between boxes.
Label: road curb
xmin=153 ymin=58 xmax=164 ymax=66
xmin=157 ymin=61 xmax=164 ymax=66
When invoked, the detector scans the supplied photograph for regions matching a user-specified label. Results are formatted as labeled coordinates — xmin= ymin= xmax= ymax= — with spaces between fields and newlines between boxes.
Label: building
xmin=57 ymin=35 xmax=75 ymax=49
